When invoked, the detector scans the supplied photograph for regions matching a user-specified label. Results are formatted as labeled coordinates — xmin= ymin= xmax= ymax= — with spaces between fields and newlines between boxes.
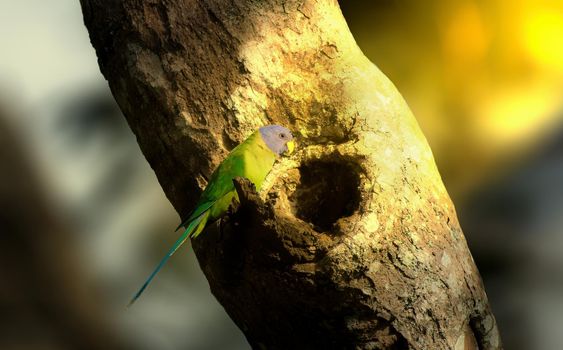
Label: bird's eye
xmin=279 ymin=133 xmax=285 ymax=139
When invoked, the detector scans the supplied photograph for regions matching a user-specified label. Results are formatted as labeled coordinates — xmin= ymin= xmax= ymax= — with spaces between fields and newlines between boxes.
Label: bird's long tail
xmin=127 ymin=210 xmax=210 ymax=307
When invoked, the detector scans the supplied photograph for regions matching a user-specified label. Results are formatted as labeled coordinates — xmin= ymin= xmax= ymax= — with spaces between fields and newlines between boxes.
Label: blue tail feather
xmin=127 ymin=211 xmax=208 ymax=307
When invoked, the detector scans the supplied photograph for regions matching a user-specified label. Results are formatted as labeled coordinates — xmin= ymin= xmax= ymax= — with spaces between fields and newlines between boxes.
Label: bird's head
xmin=259 ymin=125 xmax=295 ymax=156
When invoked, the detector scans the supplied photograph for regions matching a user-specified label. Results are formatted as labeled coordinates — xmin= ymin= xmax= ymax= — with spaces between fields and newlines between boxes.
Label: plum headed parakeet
xmin=128 ymin=125 xmax=295 ymax=306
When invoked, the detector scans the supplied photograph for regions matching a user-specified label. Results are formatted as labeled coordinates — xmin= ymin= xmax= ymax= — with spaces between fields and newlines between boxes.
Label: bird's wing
xmin=176 ymin=149 xmax=246 ymax=230
xmin=174 ymin=199 xmax=215 ymax=231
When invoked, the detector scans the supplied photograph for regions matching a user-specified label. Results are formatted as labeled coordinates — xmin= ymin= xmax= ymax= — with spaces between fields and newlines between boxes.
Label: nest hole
xmin=291 ymin=159 xmax=361 ymax=231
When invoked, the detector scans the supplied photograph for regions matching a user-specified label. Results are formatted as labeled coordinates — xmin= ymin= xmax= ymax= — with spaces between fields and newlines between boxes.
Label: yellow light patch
xmin=523 ymin=8 xmax=563 ymax=72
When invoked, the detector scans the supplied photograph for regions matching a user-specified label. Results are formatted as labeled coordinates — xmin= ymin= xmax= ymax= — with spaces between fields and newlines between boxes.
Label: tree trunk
xmin=80 ymin=0 xmax=501 ymax=348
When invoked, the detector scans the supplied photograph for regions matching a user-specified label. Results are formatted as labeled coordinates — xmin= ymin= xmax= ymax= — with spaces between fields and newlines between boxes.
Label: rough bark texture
xmin=80 ymin=0 xmax=501 ymax=348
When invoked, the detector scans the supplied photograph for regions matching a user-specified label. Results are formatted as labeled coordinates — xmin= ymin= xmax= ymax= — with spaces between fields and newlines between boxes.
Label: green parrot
xmin=128 ymin=125 xmax=295 ymax=305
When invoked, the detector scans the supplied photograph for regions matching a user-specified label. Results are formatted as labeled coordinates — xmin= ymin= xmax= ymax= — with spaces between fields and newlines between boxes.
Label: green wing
xmin=174 ymin=200 xmax=215 ymax=231
xmin=177 ymin=145 xmax=247 ymax=229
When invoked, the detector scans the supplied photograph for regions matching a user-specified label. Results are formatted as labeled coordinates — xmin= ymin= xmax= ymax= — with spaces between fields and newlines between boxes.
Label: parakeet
xmin=128 ymin=125 xmax=295 ymax=306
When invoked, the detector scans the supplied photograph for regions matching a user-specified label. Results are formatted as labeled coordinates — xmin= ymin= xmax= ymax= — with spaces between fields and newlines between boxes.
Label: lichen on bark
xmin=80 ymin=0 xmax=501 ymax=348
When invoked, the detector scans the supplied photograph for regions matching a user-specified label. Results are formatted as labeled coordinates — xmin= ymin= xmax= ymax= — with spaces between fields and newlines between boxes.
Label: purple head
xmin=259 ymin=125 xmax=295 ymax=156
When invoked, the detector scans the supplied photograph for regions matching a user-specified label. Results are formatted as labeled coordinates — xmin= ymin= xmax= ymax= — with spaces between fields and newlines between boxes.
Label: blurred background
xmin=0 ymin=0 xmax=561 ymax=349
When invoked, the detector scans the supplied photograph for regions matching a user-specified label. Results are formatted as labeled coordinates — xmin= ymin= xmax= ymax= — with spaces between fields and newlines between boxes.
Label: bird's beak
xmin=286 ymin=140 xmax=295 ymax=155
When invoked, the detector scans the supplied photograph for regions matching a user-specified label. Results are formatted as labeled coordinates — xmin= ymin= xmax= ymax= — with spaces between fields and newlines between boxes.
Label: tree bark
xmin=80 ymin=0 xmax=501 ymax=348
